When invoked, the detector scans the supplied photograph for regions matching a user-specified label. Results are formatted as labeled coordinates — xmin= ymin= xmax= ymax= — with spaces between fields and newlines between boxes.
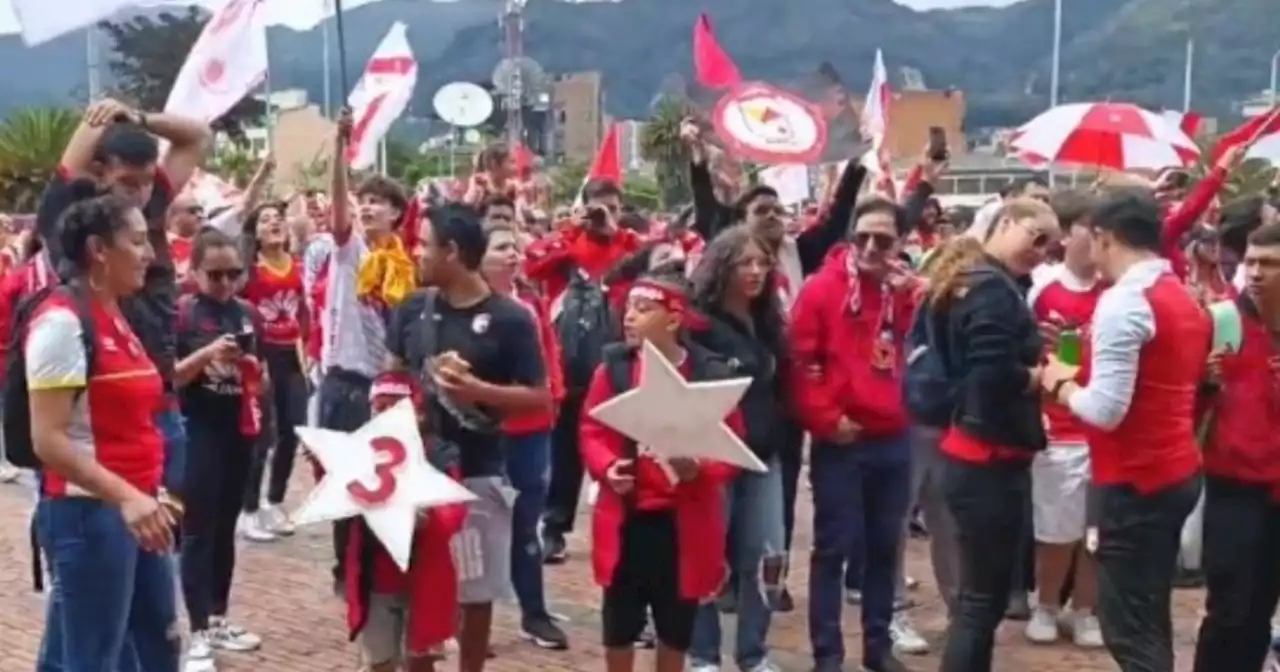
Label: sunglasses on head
xmin=206 ymin=268 xmax=244 ymax=282
xmin=853 ymin=231 xmax=897 ymax=252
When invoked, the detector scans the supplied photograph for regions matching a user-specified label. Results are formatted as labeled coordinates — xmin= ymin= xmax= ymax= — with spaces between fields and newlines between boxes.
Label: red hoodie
xmin=503 ymin=286 xmax=565 ymax=435
xmin=1205 ymin=295 xmax=1280 ymax=497
xmin=789 ymin=246 xmax=918 ymax=440
xmin=579 ymin=354 xmax=740 ymax=601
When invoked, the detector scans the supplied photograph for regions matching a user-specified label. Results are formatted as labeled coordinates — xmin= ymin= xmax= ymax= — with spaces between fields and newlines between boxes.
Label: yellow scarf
xmin=356 ymin=235 xmax=415 ymax=307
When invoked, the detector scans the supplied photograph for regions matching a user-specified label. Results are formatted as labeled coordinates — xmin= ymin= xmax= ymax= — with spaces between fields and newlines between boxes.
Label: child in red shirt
xmin=343 ymin=371 xmax=468 ymax=672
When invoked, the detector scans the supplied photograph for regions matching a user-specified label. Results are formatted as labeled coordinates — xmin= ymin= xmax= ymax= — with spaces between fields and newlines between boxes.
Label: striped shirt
xmin=320 ymin=234 xmax=386 ymax=378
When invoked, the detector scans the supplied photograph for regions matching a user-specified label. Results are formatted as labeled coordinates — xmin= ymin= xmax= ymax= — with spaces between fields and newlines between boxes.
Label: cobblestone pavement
xmin=0 ymin=474 xmax=1208 ymax=672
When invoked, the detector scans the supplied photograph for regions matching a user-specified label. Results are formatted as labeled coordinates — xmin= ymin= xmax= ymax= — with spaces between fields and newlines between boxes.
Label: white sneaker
xmin=745 ymin=661 xmax=780 ymax=672
xmin=1070 ymin=611 xmax=1104 ymax=649
xmin=689 ymin=664 xmax=720 ymax=672
xmin=890 ymin=612 xmax=930 ymax=655
xmin=209 ymin=618 xmax=261 ymax=652
xmin=260 ymin=505 xmax=296 ymax=536
xmin=237 ymin=513 xmax=277 ymax=543
xmin=184 ymin=631 xmax=217 ymax=672
xmin=1025 ymin=605 xmax=1061 ymax=644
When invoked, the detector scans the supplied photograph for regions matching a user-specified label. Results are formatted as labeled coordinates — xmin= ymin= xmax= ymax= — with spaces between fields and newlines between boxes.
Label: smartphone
xmin=928 ymin=126 xmax=949 ymax=162
xmin=234 ymin=330 xmax=255 ymax=353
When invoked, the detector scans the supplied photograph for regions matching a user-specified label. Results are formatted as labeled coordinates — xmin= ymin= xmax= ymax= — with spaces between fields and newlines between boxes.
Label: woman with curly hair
xmin=684 ymin=226 xmax=797 ymax=672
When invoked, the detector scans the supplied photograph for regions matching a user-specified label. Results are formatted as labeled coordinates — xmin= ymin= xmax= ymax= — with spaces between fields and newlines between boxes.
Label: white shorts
xmin=1031 ymin=442 xmax=1091 ymax=544
xmin=360 ymin=593 xmax=409 ymax=665
xmin=454 ymin=476 xmax=516 ymax=605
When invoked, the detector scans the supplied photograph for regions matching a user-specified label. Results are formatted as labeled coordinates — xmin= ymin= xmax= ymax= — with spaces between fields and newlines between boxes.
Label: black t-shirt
xmin=175 ymin=295 xmax=259 ymax=424
xmin=37 ymin=170 xmax=177 ymax=387
xmin=388 ymin=290 xmax=546 ymax=478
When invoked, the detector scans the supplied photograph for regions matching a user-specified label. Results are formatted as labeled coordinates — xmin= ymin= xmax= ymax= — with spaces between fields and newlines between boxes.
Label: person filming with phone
xmin=173 ymin=228 xmax=267 ymax=668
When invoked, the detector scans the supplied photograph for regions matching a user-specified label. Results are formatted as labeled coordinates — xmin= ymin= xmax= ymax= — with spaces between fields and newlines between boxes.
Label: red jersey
xmin=242 ymin=256 xmax=305 ymax=346
xmin=1028 ymin=265 xmax=1104 ymax=443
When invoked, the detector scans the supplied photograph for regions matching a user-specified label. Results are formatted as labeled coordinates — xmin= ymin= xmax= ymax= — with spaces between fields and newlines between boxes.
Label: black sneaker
xmin=1004 ymin=591 xmax=1031 ymax=621
xmin=863 ymin=653 xmax=912 ymax=672
xmin=522 ymin=614 xmax=569 ymax=650
xmin=542 ymin=534 xmax=567 ymax=565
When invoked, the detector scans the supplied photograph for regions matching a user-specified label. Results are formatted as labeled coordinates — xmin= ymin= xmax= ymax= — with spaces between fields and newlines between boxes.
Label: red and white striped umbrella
xmin=1010 ymin=102 xmax=1199 ymax=171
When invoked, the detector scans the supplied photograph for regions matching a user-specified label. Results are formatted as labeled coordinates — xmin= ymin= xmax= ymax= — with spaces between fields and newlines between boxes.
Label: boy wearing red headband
xmin=579 ymin=273 xmax=742 ymax=672
xmin=344 ymin=371 xmax=468 ymax=672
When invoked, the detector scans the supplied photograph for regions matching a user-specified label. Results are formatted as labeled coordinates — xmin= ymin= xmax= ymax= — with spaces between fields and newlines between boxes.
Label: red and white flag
xmin=165 ymin=0 xmax=267 ymax=124
xmin=346 ymin=22 xmax=418 ymax=171
xmin=859 ymin=49 xmax=895 ymax=198
xmin=1212 ymin=106 xmax=1280 ymax=165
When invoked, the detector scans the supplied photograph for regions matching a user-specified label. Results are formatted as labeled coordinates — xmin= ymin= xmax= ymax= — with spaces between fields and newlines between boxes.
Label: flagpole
xmin=378 ymin=138 xmax=387 ymax=174
xmin=1182 ymin=36 xmax=1194 ymax=112
xmin=1049 ymin=0 xmax=1062 ymax=108
xmin=264 ymin=36 xmax=275 ymax=155
xmin=322 ymin=0 xmax=332 ymax=115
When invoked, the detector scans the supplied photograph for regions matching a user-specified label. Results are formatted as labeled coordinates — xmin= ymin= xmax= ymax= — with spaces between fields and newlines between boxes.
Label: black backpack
xmin=2 ymin=284 xmax=96 ymax=469
xmin=902 ymin=297 xmax=959 ymax=429
xmin=556 ymin=270 xmax=618 ymax=394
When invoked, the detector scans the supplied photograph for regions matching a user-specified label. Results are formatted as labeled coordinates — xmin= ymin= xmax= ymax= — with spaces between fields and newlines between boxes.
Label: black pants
xmin=939 ymin=455 xmax=1029 ymax=672
xmin=1193 ymin=476 xmax=1280 ymax=672
xmin=601 ymin=511 xmax=697 ymax=651
xmin=180 ymin=417 xmax=254 ymax=632
xmin=317 ymin=368 xmax=372 ymax=582
xmin=1095 ymin=474 xmax=1201 ymax=672
xmin=242 ymin=345 xmax=308 ymax=512
xmin=543 ymin=394 xmax=584 ymax=538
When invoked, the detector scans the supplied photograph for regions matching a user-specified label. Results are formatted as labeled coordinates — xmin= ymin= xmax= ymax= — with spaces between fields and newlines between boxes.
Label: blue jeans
xmin=690 ymin=458 xmax=787 ymax=669
xmin=155 ymin=405 xmax=187 ymax=498
xmin=506 ymin=431 xmax=551 ymax=618
xmin=36 ymin=498 xmax=180 ymax=672
xmin=808 ymin=433 xmax=912 ymax=668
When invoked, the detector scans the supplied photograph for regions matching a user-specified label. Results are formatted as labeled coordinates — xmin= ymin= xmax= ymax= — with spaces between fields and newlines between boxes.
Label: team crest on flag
xmin=712 ymin=83 xmax=827 ymax=165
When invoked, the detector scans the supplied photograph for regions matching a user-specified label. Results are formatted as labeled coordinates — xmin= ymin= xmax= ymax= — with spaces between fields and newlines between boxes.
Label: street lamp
xmin=1271 ymin=49 xmax=1280 ymax=106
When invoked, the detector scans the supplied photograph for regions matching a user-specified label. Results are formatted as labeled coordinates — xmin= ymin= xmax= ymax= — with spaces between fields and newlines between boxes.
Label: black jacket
xmin=948 ymin=259 xmax=1046 ymax=452
xmin=688 ymin=309 xmax=800 ymax=462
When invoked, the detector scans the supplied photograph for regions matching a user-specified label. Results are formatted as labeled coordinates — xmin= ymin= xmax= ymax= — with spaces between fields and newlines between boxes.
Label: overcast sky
xmin=898 ymin=0 xmax=1020 ymax=8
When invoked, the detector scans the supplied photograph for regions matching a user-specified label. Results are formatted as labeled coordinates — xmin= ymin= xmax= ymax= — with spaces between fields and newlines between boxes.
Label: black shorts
xmin=600 ymin=510 xmax=697 ymax=651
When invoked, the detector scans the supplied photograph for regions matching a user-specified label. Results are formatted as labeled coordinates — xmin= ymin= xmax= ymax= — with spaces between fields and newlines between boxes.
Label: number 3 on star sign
xmin=346 ymin=437 xmax=407 ymax=505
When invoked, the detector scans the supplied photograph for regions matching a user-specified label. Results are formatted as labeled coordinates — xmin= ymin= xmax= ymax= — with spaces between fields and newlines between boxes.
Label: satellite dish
xmin=491 ymin=56 xmax=549 ymax=103
xmin=433 ymin=82 xmax=494 ymax=127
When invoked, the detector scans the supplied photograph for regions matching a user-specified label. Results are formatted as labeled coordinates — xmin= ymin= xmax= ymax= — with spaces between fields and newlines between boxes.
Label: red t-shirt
xmin=242 ymin=257 xmax=305 ymax=346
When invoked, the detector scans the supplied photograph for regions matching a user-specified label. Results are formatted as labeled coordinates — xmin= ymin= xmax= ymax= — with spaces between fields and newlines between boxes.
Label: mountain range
xmin=0 ymin=0 xmax=1272 ymax=129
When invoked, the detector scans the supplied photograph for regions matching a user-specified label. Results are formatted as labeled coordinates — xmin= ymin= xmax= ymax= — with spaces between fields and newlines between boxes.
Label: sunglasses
xmin=853 ymin=231 xmax=897 ymax=252
xmin=205 ymin=268 xmax=244 ymax=282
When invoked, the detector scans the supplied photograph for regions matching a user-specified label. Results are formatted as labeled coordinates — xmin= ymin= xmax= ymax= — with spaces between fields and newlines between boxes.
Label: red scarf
xmin=239 ymin=357 xmax=264 ymax=437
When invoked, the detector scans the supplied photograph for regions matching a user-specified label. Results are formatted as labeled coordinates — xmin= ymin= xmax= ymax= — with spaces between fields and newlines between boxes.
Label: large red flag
xmin=693 ymin=14 xmax=742 ymax=90
xmin=1211 ymin=106 xmax=1280 ymax=163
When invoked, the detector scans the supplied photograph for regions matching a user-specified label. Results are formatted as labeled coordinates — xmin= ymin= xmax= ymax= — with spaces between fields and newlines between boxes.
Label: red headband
xmin=627 ymin=279 xmax=708 ymax=330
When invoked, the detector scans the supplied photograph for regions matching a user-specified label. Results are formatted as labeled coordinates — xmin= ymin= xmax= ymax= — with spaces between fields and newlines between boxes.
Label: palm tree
xmin=640 ymin=96 xmax=694 ymax=208
xmin=0 ymin=107 xmax=80 ymax=212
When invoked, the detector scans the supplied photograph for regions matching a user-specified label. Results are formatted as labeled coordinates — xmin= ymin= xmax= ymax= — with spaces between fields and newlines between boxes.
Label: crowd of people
xmin=2 ymin=93 xmax=1280 ymax=672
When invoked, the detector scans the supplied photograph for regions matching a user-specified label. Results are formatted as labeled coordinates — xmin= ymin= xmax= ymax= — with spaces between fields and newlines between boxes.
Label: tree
xmin=204 ymin=144 xmax=258 ymax=189
xmin=99 ymin=9 xmax=265 ymax=143
xmin=640 ymin=96 xmax=694 ymax=208
xmin=622 ymin=171 xmax=662 ymax=211
xmin=0 ymin=107 xmax=80 ymax=212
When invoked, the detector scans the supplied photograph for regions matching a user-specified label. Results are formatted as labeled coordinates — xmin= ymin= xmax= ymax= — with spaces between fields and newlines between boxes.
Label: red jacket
xmin=1087 ymin=274 xmax=1208 ymax=493
xmin=503 ymin=286 xmax=564 ymax=435
xmin=524 ymin=225 xmax=641 ymax=307
xmin=1206 ymin=296 xmax=1280 ymax=496
xmin=0 ymin=253 xmax=53 ymax=371
xmin=579 ymin=352 xmax=739 ymax=601
xmin=345 ymin=474 xmax=469 ymax=656
xmin=789 ymin=246 xmax=917 ymax=440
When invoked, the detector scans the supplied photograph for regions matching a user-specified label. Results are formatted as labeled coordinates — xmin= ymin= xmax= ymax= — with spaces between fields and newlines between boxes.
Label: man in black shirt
xmin=36 ymin=98 xmax=210 ymax=499
xmin=388 ymin=203 xmax=550 ymax=672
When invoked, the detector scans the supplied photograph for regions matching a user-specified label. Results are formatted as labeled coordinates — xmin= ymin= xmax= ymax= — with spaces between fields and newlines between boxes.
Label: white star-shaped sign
xmin=588 ymin=341 xmax=768 ymax=476
xmin=293 ymin=399 xmax=477 ymax=571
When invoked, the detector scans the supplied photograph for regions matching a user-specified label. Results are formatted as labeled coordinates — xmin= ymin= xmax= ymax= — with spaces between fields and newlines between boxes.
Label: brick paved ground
xmin=0 ymin=474 xmax=1208 ymax=672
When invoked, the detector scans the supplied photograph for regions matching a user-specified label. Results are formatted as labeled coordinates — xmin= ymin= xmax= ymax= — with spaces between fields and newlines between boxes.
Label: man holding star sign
xmin=580 ymin=271 xmax=763 ymax=672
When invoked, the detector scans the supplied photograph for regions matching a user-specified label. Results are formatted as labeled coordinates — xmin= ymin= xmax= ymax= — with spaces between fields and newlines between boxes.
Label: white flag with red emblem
xmin=164 ymin=0 xmax=267 ymax=123
xmin=346 ymin=22 xmax=418 ymax=171
xmin=859 ymin=49 xmax=896 ymax=198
